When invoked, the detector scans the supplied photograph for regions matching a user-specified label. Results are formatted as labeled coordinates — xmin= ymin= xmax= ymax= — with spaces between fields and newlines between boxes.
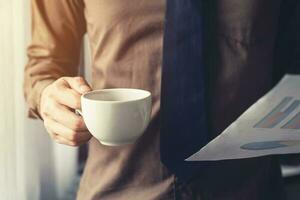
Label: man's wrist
xmin=35 ymin=78 xmax=56 ymax=120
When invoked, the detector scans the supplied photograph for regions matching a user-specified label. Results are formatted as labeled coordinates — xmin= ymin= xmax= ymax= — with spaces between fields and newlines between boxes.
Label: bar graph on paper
xmin=241 ymin=97 xmax=300 ymax=150
xmin=254 ymin=97 xmax=300 ymax=130
xmin=186 ymin=75 xmax=300 ymax=161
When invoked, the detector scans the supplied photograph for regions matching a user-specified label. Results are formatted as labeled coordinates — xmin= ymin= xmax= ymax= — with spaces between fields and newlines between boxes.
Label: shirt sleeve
xmin=24 ymin=0 xmax=86 ymax=119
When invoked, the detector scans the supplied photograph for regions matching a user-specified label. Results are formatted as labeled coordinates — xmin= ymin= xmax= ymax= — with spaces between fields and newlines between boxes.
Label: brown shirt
xmin=24 ymin=0 xmax=174 ymax=199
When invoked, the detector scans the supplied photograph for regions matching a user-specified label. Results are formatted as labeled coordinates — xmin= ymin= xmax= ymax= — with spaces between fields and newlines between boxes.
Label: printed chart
xmin=187 ymin=75 xmax=300 ymax=161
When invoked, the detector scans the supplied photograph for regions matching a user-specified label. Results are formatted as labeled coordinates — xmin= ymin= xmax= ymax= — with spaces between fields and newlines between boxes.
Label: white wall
xmin=1 ymin=0 xmax=32 ymax=199
xmin=0 ymin=1 xmax=78 ymax=199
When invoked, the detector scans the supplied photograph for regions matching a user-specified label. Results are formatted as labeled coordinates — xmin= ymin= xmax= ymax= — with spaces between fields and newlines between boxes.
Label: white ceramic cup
xmin=76 ymin=88 xmax=152 ymax=146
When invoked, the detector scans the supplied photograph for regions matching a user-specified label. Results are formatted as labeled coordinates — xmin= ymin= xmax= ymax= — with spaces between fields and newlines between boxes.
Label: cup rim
xmin=82 ymin=88 xmax=151 ymax=104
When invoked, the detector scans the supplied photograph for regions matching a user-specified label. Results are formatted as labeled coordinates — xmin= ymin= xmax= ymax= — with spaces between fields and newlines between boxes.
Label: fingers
xmin=53 ymin=135 xmax=80 ymax=146
xmin=39 ymin=76 xmax=93 ymax=147
xmin=54 ymin=80 xmax=82 ymax=109
xmin=64 ymin=77 xmax=92 ymax=94
xmin=53 ymin=134 xmax=90 ymax=147
xmin=44 ymin=102 xmax=87 ymax=131
xmin=45 ymin=118 xmax=91 ymax=141
xmin=52 ymin=77 xmax=92 ymax=109
xmin=45 ymin=119 xmax=92 ymax=146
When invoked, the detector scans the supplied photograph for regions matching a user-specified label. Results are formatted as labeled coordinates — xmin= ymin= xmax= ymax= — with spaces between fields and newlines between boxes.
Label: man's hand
xmin=40 ymin=77 xmax=92 ymax=146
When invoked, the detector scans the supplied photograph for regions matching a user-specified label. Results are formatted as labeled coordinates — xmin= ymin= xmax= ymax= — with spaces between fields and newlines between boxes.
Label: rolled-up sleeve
xmin=24 ymin=0 xmax=86 ymax=118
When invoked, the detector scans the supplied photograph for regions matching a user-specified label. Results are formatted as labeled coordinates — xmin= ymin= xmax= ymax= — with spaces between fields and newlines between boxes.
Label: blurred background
xmin=0 ymin=1 xmax=91 ymax=199
xmin=1 ymin=1 xmax=300 ymax=200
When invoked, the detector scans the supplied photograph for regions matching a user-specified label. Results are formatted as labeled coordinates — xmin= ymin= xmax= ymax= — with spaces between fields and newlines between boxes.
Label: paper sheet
xmin=186 ymin=74 xmax=300 ymax=161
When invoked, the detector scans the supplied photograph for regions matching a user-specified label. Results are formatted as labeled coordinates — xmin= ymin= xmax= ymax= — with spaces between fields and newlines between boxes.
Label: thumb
xmin=65 ymin=76 xmax=92 ymax=94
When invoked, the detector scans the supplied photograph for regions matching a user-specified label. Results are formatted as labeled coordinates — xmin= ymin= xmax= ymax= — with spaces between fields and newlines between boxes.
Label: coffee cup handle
xmin=75 ymin=109 xmax=83 ymax=116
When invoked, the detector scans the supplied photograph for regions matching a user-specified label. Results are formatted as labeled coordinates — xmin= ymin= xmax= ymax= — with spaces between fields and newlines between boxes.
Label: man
xmin=25 ymin=1 xmax=173 ymax=199
xmin=24 ymin=0 xmax=287 ymax=199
